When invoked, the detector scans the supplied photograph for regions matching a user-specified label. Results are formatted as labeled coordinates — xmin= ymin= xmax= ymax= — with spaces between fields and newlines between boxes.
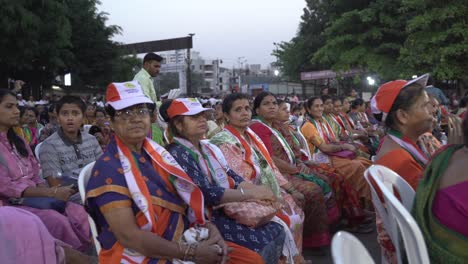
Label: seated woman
xmin=210 ymin=93 xmax=306 ymax=259
xmin=86 ymin=82 xmax=228 ymax=264
xmin=0 ymin=89 xmax=91 ymax=252
xmin=207 ymin=103 xmax=225 ymax=139
xmin=413 ymin=115 xmax=468 ymax=263
xmin=371 ymin=74 xmax=435 ymax=263
xmin=301 ymin=97 xmax=372 ymax=205
xmin=89 ymin=108 xmax=112 ymax=150
xmin=0 ymin=205 xmax=95 ymax=264
xmin=163 ymin=98 xmax=289 ymax=264
xmin=417 ymin=94 xmax=443 ymax=159
xmin=273 ymin=99 xmax=372 ymax=233
xmin=249 ymin=92 xmax=339 ymax=251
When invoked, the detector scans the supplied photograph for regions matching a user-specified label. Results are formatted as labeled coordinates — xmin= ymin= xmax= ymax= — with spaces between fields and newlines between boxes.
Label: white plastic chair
xmin=364 ymin=165 xmax=416 ymax=264
xmin=78 ymin=161 xmax=101 ymax=254
xmin=83 ymin=124 xmax=92 ymax=134
xmin=332 ymin=231 xmax=375 ymax=264
xmin=367 ymin=165 xmax=415 ymax=211
xmin=35 ymin=141 xmax=43 ymax=160
xmin=367 ymin=165 xmax=429 ymax=264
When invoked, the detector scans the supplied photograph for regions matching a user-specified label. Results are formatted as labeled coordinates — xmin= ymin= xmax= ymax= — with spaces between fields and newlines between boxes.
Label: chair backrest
xmin=35 ymin=141 xmax=43 ymax=160
xmin=77 ymin=161 xmax=101 ymax=253
xmin=364 ymin=165 xmax=416 ymax=264
xmin=364 ymin=166 xmax=397 ymax=263
xmin=374 ymin=172 xmax=430 ymax=264
xmin=367 ymin=165 xmax=415 ymax=210
xmin=332 ymin=231 xmax=375 ymax=264
xmin=83 ymin=124 xmax=92 ymax=134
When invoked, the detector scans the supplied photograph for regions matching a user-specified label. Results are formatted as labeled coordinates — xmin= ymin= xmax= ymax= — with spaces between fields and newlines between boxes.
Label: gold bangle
xmin=53 ymin=187 xmax=58 ymax=197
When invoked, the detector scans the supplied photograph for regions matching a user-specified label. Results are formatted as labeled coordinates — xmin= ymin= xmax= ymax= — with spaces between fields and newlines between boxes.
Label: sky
xmin=97 ymin=0 xmax=306 ymax=68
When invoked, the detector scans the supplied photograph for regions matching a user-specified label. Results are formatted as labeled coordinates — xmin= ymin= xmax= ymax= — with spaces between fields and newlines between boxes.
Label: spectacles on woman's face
xmin=115 ymin=108 xmax=150 ymax=120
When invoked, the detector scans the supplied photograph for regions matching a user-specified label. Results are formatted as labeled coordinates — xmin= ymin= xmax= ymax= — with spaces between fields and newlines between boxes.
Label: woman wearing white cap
xmin=371 ymin=74 xmax=435 ymax=263
xmin=86 ymin=81 xmax=228 ymax=264
xmin=162 ymin=98 xmax=295 ymax=264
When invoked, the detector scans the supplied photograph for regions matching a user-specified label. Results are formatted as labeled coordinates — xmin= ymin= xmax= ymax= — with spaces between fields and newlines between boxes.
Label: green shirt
xmin=133 ymin=68 xmax=157 ymax=103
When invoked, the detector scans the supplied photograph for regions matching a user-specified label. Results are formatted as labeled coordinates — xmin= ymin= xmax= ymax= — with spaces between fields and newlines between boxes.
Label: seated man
xmin=39 ymin=96 xmax=102 ymax=200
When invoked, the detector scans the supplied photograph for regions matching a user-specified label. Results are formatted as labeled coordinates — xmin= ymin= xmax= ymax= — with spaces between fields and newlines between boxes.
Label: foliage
xmin=274 ymin=0 xmax=468 ymax=85
xmin=0 ymin=0 xmax=136 ymax=92
xmin=313 ymin=0 xmax=407 ymax=80
xmin=0 ymin=0 xmax=72 ymax=82
xmin=272 ymin=0 xmax=329 ymax=82
xmin=399 ymin=0 xmax=468 ymax=80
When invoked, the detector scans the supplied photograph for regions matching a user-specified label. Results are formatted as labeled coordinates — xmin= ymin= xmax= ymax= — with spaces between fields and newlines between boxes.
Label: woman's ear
xmin=174 ymin=118 xmax=184 ymax=135
xmin=395 ymin=109 xmax=410 ymax=125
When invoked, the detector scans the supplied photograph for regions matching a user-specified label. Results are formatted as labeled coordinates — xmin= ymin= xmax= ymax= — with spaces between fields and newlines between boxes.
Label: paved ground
xmin=303 ymin=223 xmax=381 ymax=264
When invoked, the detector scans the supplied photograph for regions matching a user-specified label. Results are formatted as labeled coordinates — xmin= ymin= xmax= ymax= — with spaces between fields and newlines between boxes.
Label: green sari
xmin=412 ymin=144 xmax=468 ymax=263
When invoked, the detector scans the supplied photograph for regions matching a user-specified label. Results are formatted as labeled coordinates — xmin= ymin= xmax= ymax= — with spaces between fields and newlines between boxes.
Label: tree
xmin=65 ymin=0 xmax=124 ymax=88
xmin=0 ymin=0 xmax=136 ymax=95
xmin=272 ymin=0 xmax=330 ymax=82
xmin=399 ymin=0 xmax=468 ymax=84
xmin=313 ymin=0 xmax=408 ymax=80
xmin=0 ymin=0 xmax=73 ymax=89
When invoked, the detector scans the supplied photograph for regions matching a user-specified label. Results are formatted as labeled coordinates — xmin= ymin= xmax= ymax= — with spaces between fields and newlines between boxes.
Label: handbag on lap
xmin=214 ymin=200 xmax=282 ymax=228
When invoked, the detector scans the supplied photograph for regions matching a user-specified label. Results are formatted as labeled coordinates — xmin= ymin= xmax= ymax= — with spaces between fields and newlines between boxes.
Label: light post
xmin=237 ymin=56 xmax=246 ymax=92
xmin=186 ymin=33 xmax=195 ymax=96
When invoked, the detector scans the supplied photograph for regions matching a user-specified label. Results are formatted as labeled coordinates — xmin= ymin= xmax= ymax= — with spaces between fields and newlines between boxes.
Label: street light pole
xmin=186 ymin=33 xmax=195 ymax=96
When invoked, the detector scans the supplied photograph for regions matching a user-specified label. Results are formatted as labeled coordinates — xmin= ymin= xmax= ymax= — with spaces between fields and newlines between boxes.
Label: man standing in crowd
xmin=133 ymin=52 xmax=163 ymax=103
xmin=39 ymin=96 xmax=102 ymax=198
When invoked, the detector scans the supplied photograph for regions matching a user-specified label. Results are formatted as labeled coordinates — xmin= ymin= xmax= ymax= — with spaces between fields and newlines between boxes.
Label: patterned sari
xmin=301 ymin=115 xmax=372 ymax=202
xmin=287 ymin=121 xmax=367 ymax=225
xmin=251 ymin=119 xmax=338 ymax=248
xmin=210 ymin=126 xmax=305 ymax=254
xmin=413 ymin=144 xmax=468 ymax=264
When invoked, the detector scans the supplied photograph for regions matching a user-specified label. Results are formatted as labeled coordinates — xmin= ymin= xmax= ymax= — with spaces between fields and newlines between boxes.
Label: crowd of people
xmin=0 ymin=53 xmax=467 ymax=264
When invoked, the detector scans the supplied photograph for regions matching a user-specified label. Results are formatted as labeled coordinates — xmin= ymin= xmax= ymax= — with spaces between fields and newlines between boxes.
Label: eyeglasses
xmin=115 ymin=108 xmax=151 ymax=120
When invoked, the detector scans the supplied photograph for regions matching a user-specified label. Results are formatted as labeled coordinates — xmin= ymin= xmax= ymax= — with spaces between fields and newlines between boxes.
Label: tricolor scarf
xmin=114 ymin=136 xmax=205 ymax=263
xmin=251 ymin=117 xmax=296 ymax=165
xmin=334 ymin=114 xmax=351 ymax=136
xmin=291 ymin=126 xmax=312 ymax=159
xmin=387 ymin=129 xmax=428 ymax=166
xmin=223 ymin=125 xmax=281 ymax=197
xmin=303 ymin=114 xmax=332 ymax=164
xmin=340 ymin=113 xmax=356 ymax=130
xmin=173 ymin=137 xmax=235 ymax=189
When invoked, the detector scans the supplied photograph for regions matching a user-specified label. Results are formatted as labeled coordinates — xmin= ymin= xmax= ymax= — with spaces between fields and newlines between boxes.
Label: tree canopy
xmin=273 ymin=0 xmax=468 ymax=85
xmin=0 ymin=0 xmax=138 ymax=92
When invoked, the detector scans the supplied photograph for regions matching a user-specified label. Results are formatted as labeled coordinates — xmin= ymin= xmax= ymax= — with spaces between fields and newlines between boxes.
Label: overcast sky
xmin=98 ymin=0 xmax=306 ymax=68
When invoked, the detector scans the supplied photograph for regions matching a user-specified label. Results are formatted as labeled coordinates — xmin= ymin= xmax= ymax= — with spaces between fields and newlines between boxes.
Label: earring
xmin=226 ymin=119 xmax=230 ymax=123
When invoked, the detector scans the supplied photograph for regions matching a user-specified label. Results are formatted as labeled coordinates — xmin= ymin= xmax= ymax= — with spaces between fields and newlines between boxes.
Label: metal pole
xmin=186 ymin=47 xmax=191 ymax=96
xmin=186 ymin=33 xmax=195 ymax=96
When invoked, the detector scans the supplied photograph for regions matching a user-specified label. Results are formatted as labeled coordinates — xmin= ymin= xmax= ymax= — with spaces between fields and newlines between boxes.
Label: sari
xmin=168 ymin=137 xmax=285 ymax=263
xmin=413 ymin=144 xmax=468 ymax=264
xmin=417 ymin=132 xmax=442 ymax=159
xmin=210 ymin=126 xmax=305 ymax=255
xmin=323 ymin=114 xmax=371 ymax=158
xmin=290 ymin=121 xmax=367 ymax=225
xmin=301 ymin=115 xmax=372 ymax=202
xmin=87 ymin=137 xmax=262 ymax=264
xmin=251 ymin=119 xmax=339 ymax=248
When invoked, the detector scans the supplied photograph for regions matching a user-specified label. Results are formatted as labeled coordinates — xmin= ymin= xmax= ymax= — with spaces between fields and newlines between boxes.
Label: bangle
xmin=183 ymin=243 xmax=197 ymax=261
xmin=239 ymin=187 xmax=245 ymax=196
xmin=52 ymin=187 xmax=58 ymax=197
